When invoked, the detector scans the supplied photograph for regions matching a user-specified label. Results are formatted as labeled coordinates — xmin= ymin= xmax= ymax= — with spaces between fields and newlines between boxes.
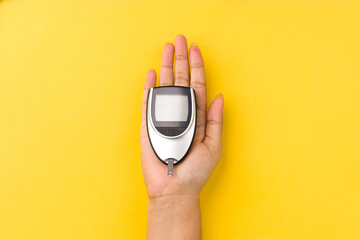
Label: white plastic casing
xmin=146 ymin=87 xmax=196 ymax=164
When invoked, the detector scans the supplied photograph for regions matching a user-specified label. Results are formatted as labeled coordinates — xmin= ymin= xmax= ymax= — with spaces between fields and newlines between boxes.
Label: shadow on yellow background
xmin=1 ymin=0 xmax=359 ymax=239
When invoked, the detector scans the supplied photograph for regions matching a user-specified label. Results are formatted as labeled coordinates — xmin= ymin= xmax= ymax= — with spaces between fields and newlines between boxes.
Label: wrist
xmin=148 ymin=194 xmax=200 ymax=211
xmin=147 ymin=194 xmax=202 ymax=240
xmin=148 ymin=194 xmax=200 ymax=209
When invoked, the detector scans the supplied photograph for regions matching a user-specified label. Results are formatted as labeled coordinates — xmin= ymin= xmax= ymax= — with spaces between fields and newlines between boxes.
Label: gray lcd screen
xmin=155 ymin=94 xmax=188 ymax=121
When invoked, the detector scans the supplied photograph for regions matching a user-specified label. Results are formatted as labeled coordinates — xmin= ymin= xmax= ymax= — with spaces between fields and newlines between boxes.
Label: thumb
xmin=203 ymin=93 xmax=224 ymax=152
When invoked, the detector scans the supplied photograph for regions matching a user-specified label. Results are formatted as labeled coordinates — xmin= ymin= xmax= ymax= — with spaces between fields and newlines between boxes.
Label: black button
xmin=156 ymin=127 xmax=187 ymax=136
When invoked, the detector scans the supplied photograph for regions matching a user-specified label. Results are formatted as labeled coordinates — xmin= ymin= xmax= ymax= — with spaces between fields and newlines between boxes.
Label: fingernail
xmin=216 ymin=93 xmax=224 ymax=99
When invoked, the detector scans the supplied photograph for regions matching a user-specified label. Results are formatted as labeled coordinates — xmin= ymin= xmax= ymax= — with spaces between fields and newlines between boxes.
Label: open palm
xmin=140 ymin=35 xmax=224 ymax=200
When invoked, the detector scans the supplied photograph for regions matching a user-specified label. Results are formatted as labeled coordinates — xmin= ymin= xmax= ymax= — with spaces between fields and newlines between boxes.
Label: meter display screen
xmin=155 ymin=94 xmax=188 ymax=121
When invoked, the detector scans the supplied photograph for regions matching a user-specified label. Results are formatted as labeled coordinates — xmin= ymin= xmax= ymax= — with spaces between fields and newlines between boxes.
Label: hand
xmin=140 ymin=35 xmax=224 ymax=200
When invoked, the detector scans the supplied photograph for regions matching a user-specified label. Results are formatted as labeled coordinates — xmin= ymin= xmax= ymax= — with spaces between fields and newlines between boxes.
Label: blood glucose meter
xmin=146 ymin=86 xmax=196 ymax=176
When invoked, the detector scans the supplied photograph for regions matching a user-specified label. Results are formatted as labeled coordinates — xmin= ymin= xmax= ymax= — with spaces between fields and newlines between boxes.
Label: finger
xmin=140 ymin=70 xmax=157 ymax=144
xmin=189 ymin=44 xmax=207 ymax=143
xmin=203 ymin=94 xmax=224 ymax=153
xmin=159 ymin=43 xmax=174 ymax=86
xmin=174 ymin=35 xmax=190 ymax=87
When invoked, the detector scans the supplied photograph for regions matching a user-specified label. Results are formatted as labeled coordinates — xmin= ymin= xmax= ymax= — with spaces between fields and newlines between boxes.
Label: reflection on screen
xmin=155 ymin=94 xmax=188 ymax=121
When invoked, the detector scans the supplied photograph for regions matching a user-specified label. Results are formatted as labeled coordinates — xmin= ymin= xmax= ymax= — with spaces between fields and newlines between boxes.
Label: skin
xmin=140 ymin=35 xmax=224 ymax=240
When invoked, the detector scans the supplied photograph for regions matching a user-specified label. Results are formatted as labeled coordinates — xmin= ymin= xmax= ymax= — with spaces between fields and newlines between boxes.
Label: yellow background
xmin=1 ymin=0 xmax=360 ymax=239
